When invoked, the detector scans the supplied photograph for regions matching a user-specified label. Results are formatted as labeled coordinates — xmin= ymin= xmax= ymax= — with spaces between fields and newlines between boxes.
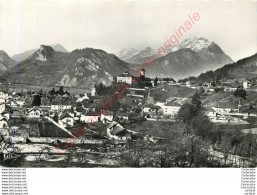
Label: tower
xmin=140 ymin=68 xmax=145 ymax=79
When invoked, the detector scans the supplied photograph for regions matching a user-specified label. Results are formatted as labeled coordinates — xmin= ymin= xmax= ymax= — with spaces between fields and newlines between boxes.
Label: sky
xmin=0 ymin=0 xmax=256 ymax=61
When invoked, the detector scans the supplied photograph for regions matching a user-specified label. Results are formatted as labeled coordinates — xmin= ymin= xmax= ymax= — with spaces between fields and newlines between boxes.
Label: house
xmin=51 ymin=102 xmax=72 ymax=111
xmin=203 ymin=82 xmax=212 ymax=88
xmin=59 ymin=113 xmax=74 ymax=127
xmin=0 ymin=91 xmax=8 ymax=100
xmin=211 ymin=102 xmax=239 ymax=114
xmin=0 ymin=97 xmax=5 ymax=103
xmin=80 ymin=112 xmax=99 ymax=123
xmin=67 ymin=109 xmax=75 ymax=118
xmin=0 ymin=118 xmax=8 ymax=128
xmin=243 ymin=81 xmax=250 ymax=89
xmin=116 ymin=111 xmax=130 ymax=120
xmin=0 ymin=103 xmax=5 ymax=113
xmin=74 ymin=106 xmax=86 ymax=117
xmin=208 ymin=87 xmax=215 ymax=93
xmin=202 ymin=107 xmax=217 ymax=119
xmin=117 ymin=71 xmax=132 ymax=84
xmin=39 ymin=105 xmax=51 ymax=111
xmin=224 ymin=87 xmax=237 ymax=92
xmin=143 ymin=104 xmax=161 ymax=113
xmin=186 ymin=81 xmax=191 ymax=87
xmin=11 ymin=109 xmax=21 ymax=118
xmin=100 ymin=111 xmax=113 ymax=123
xmin=16 ymin=97 xmax=26 ymax=107
xmin=76 ymin=94 xmax=89 ymax=102
xmin=106 ymin=121 xmax=131 ymax=141
xmin=163 ymin=101 xmax=181 ymax=116
xmin=28 ymin=107 xmax=41 ymax=118
xmin=82 ymin=101 xmax=97 ymax=113
xmin=223 ymin=82 xmax=239 ymax=92
xmin=1 ymin=111 xmax=10 ymax=120
xmin=10 ymin=98 xmax=25 ymax=108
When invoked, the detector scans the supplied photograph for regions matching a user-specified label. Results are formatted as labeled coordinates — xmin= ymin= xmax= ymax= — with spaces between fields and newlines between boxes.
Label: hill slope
xmin=196 ymin=53 xmax=257 ymax=82
xmin=0 ymin=50 xmax=16 ymax=72
xmin=2 ymin=45 xmax=136 ymax=88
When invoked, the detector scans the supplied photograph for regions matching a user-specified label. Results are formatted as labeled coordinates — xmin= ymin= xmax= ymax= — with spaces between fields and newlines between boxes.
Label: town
xmin=0 ymin=65 xmax=256 ymax=167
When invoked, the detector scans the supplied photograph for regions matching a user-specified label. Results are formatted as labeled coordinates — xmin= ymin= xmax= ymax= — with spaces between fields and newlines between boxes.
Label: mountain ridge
xmin=0 ymin=50 xmax=16 ymax=72
xmin=117 ymin=37 xmax=234 ymax=77
xmin=1 ymin=45 xmax=136 ymax=88
xmin=11 ymin=43 xmax=68 ymax=62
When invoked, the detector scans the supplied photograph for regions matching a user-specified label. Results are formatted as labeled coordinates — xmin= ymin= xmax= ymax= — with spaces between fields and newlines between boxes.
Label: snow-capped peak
xmin=117 ymin=48 xmax=140 ymax=59
xmin=178 ymin=37 xmax=213 ymax=52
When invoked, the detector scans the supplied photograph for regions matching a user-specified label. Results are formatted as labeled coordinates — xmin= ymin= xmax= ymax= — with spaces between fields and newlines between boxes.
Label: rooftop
xmin=165 ymin=101 xmax=181 ymax=107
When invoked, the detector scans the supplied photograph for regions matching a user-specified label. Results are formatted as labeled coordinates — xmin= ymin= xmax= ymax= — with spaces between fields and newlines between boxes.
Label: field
xmin=123 ymin=120 xmax=184 ymax=137
xmin=150 ymin=84 xmax=198 ymax=102
xmin=202 ymin=90 xmax=257 ymax=108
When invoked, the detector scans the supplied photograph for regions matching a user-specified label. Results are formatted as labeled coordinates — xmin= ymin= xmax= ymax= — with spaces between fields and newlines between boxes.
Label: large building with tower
xmin=117 ymin=71 xmax=133 ymax=84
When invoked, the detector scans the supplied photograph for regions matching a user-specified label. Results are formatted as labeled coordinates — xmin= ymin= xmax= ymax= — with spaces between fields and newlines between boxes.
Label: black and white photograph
xmin=0 ymin=0 xmax=256 ymax=170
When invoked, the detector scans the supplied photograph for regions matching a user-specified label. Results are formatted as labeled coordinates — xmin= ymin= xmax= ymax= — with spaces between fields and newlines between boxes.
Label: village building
xmin=115 ymin=111 xmax=130 ymax=120
xmin=143 ymin=104 xmax=161 ymax=113
xmin=11 ymin=109 xmax=21 ymax=118
xmin=0 ymin=118 xmax=8 ymax=128
xmin=59 ymin=113 xmax=74 ymax=128
xmin=16 ymin=97 xmax=26 ymax=107
xmin=0 ymin=91 xmax=8 ymax=100
xmin=0 ymin=103 xmax=5 ymax=114
xmin=67 ymin=109 xmax=75 ymax=118
xmin=224 ymin=87 xmax=237 ymax=92
xmin=74 ymin=106 xmax=86 ymax=117
xmin=100 ymin=111 xmax=113 ymax=123
xmin=106 ymin=121 xmax=131 ymax=141
xmin=82 ymin=101 xmax=97 ymax=113
xmin=156 ymin=78 xmax=175 ymax=85
xmin=186 ymin=81 xmax=191 ymax=88
xmin=117 ymin=71 xmax=133 ymax=84
xmin=207 ymin=87 xmax=215 ymax=93
xmin=163 ymin=101 xmax=181 ymax=116
xmin=28 ymin=107 xmax=41 ymax=118
xmin=51 ymin=102 xmax=72 ymax=111
xmin=0 ymin=97 xmax=5 ymax=103
xmin=39 ymin=105 xmax=51 ymax=111
xmin=80 ymin=111 xmax=99 ymax=123
xmin=211 ymin=102 xmax=239 ymax=114
xmin=76 ymin=94 xmax=89 ymax=102
xmin=1 ymin=111 xmax=10 ymax=120
xmin=243 ymin=81 xmax=251 ymax=89
xmin=202 ymin=107 xmax=217 ymax=119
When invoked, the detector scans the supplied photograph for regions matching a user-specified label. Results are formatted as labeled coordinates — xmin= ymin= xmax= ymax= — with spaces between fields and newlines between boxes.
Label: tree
xmin=234 ymin=86 xmax=247 ymax=105
xmin=154 ymin=76 xmax=158 ymax=86
xmin=191 ymin=92 xmax=202 ymax=114
xmin=177 ymin=103 xmax=193 ymax=124
xmin=191 ymin=113 xmax=213 ymax=139
xmin=49 ymin=88 xmax=56 ymax=96
xmin=32 ymin=94 xmax=41 ymax=106
xmin=58 ymin=86 xmax=65 ymax=95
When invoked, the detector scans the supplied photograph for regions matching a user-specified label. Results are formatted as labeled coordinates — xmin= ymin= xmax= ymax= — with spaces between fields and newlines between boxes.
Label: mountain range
xmin=0 ymin=45 xmax=136 ymax=88
xmin=0 ymin=37 xmax=242 ymax=88
xmin=117 ymin=37 xmax=233 ymax=79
